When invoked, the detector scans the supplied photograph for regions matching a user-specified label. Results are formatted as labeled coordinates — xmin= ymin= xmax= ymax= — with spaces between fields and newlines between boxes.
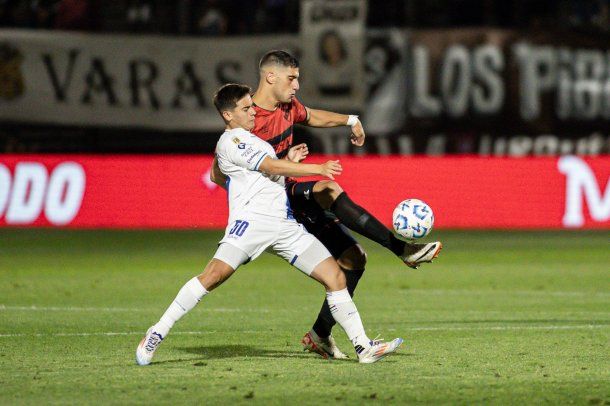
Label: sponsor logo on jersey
xmin=241 ymin=146 xmax=255 ymax=157
xmin=246 ymin=150 xmax=262 ymax=164
xmin=232 ymin=137 xmax=241 ymax=144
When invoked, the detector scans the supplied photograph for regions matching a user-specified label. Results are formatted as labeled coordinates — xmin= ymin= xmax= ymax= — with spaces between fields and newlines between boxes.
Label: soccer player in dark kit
xmin=211 ymin=50 xmax=442 ymax=359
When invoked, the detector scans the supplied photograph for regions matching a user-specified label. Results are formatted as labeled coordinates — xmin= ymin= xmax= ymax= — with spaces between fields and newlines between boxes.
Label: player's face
xmin=228 ymin=94 xmax=256 ymax=131
xmin=273 ymin=66 xmax=300 ymax=103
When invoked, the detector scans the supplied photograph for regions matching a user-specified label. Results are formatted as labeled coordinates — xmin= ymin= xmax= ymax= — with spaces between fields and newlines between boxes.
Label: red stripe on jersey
xmin=251 ymin=97 xmax=308 ymax=156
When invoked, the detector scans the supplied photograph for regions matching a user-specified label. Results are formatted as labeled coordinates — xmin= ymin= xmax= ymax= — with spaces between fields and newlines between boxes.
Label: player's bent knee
xmin=325 ymin=180 xmax=344 ymax=196
xmin=325 ymin=180 xmax=344 ymax=197
xmin=313 ymin=180 xmax=344 ymax=209
xmin=337 ymin=245 xmax=367 ymax=270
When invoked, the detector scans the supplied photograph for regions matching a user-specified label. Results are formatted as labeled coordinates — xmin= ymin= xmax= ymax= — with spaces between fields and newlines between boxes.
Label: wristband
xmin=347 ymin=115 xmax=359 ymax=127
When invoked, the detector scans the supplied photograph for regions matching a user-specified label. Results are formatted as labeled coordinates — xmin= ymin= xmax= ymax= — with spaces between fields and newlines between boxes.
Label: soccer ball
xmin=392 ymin=199 xmax=434 ymax=239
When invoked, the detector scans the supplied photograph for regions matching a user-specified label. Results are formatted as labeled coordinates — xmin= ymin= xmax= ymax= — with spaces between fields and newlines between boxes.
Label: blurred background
xmin=1 ymin=5 xmax=608 ymax=403
xmin=2 ymin=0 xmax=610 ymax=154
xmin=0 ymin=0 xmax=609 ymax=229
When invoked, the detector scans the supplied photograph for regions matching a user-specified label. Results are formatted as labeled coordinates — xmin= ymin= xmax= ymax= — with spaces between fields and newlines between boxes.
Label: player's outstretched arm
xmin=210 ymin=157 xmax=227 ymax=189
xmin=259 ymin=156 xmax=341 ymax=180
xmin=305 ymin=108 xmax=365 ymax=146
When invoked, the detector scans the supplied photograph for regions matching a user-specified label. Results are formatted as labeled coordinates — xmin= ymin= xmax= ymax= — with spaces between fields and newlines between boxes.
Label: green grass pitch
xmin=0 ymin=229 xmax=609 ymax=404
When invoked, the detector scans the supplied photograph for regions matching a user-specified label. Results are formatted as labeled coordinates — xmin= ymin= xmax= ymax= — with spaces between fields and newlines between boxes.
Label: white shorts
xmin=213 ymin=215 xmax=332 ymax=275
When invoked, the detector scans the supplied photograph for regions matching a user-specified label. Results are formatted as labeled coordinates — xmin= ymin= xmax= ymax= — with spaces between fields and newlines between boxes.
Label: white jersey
xmin=215 ymin=127 xmax=291 ymax=220
xmin=214 ymin=127 xmax=331 ymax=275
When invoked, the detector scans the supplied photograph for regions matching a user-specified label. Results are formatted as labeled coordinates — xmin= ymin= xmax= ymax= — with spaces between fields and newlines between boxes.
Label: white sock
xmin=153 ymin=277 xmax=208 ymax=337
xmin=326 ymin=288 xmax=370 ymax=354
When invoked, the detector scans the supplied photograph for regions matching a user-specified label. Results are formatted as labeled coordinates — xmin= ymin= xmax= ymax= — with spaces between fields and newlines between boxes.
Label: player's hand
xmin=350 ymin=119 xmax=366 ymax=146
xmin=320 ymin=160 xmax=342 ymax=180
xmin=287 ymin=143 xmax=309 ymax=163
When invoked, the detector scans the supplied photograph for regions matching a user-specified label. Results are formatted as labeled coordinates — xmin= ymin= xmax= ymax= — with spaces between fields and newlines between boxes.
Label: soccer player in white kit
xmin=135 ymin=84 xmax=403 ymax=365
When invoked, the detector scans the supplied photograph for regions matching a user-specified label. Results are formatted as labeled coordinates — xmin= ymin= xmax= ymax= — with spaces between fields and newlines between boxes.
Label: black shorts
xmin=286 ymin=180 xmax=358 ymax=259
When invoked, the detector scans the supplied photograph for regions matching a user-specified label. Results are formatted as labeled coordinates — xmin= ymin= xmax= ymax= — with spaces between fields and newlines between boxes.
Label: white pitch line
xmin=402 ymin=289 xmax=610 ymax=298
xmin=386 ymin=324 xmax=610 ymax=332
xmin=0 ymin=324 xmax=607 ymax=338
xmin=0 ymin=305 xmax=269 ymax=313
xmin=0 ymin=330 xmax=252 ymax=338
xmin=0 ymin=305 xmax=144 ymax=312
xmin=1 ymin=305 xmax=609 ymax=317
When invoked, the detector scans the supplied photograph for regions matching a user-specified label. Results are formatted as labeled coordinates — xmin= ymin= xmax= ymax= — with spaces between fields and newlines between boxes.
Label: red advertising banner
xmin=0 ymin=155 xmax=608 ymax=229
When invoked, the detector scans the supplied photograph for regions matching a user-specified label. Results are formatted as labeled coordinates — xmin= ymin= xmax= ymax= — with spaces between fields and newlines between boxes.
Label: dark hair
xmin=259 ymin=50 xmax=299 ymax=70
xmin=213 ymin=83 xmax=252 ymax=116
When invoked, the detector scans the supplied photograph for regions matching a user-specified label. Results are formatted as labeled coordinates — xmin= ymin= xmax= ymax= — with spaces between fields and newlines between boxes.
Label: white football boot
xmin=357 ymin=338 xmax=404 ymax=364
xmin=136 ymin=326 xmax=164 ymax=366
xmin=401 ymin=242 xmax=442 ymax=269
xmin=301 ymin=330 xmax=349 ymax=360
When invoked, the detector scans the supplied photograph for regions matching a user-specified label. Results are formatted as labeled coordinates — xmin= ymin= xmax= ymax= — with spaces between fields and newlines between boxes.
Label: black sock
xmin=330 ymin=192 xmax=405 ymax=256
xmin=312 ymin=268 xmax=364 ymax=339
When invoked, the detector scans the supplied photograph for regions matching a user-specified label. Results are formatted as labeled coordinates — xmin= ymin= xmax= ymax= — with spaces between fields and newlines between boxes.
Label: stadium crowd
xmin=1 ymin=0 xmax=608 ymax=34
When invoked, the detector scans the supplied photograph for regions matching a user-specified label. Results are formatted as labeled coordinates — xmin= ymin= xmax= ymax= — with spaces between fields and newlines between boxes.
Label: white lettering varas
xmin=0 ymin=162 xmax=86 ymax=225
xmin=558 ymin=156 xmax=610 ymax=227
xmin=41 ymin=50 xmax=207 ymax=110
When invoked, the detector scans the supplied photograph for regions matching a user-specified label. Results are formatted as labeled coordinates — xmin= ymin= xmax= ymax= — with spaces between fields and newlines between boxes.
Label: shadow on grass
xmin=171 ymin=344 xmax=358 ymax=362
xmin=179 ymin=344 xmax=304 ymax=359
xmin=142 ymin=345 xmax=410 ymax=365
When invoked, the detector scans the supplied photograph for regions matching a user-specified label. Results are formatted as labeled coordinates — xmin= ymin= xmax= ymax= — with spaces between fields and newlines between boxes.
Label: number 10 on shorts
xmin=228 ymin=220 xmax=249 ymax=237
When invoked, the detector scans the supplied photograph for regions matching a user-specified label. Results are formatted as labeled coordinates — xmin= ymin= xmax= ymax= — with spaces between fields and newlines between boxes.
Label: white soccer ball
xmin=392 ymin=199 xmax=434 ymax=240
